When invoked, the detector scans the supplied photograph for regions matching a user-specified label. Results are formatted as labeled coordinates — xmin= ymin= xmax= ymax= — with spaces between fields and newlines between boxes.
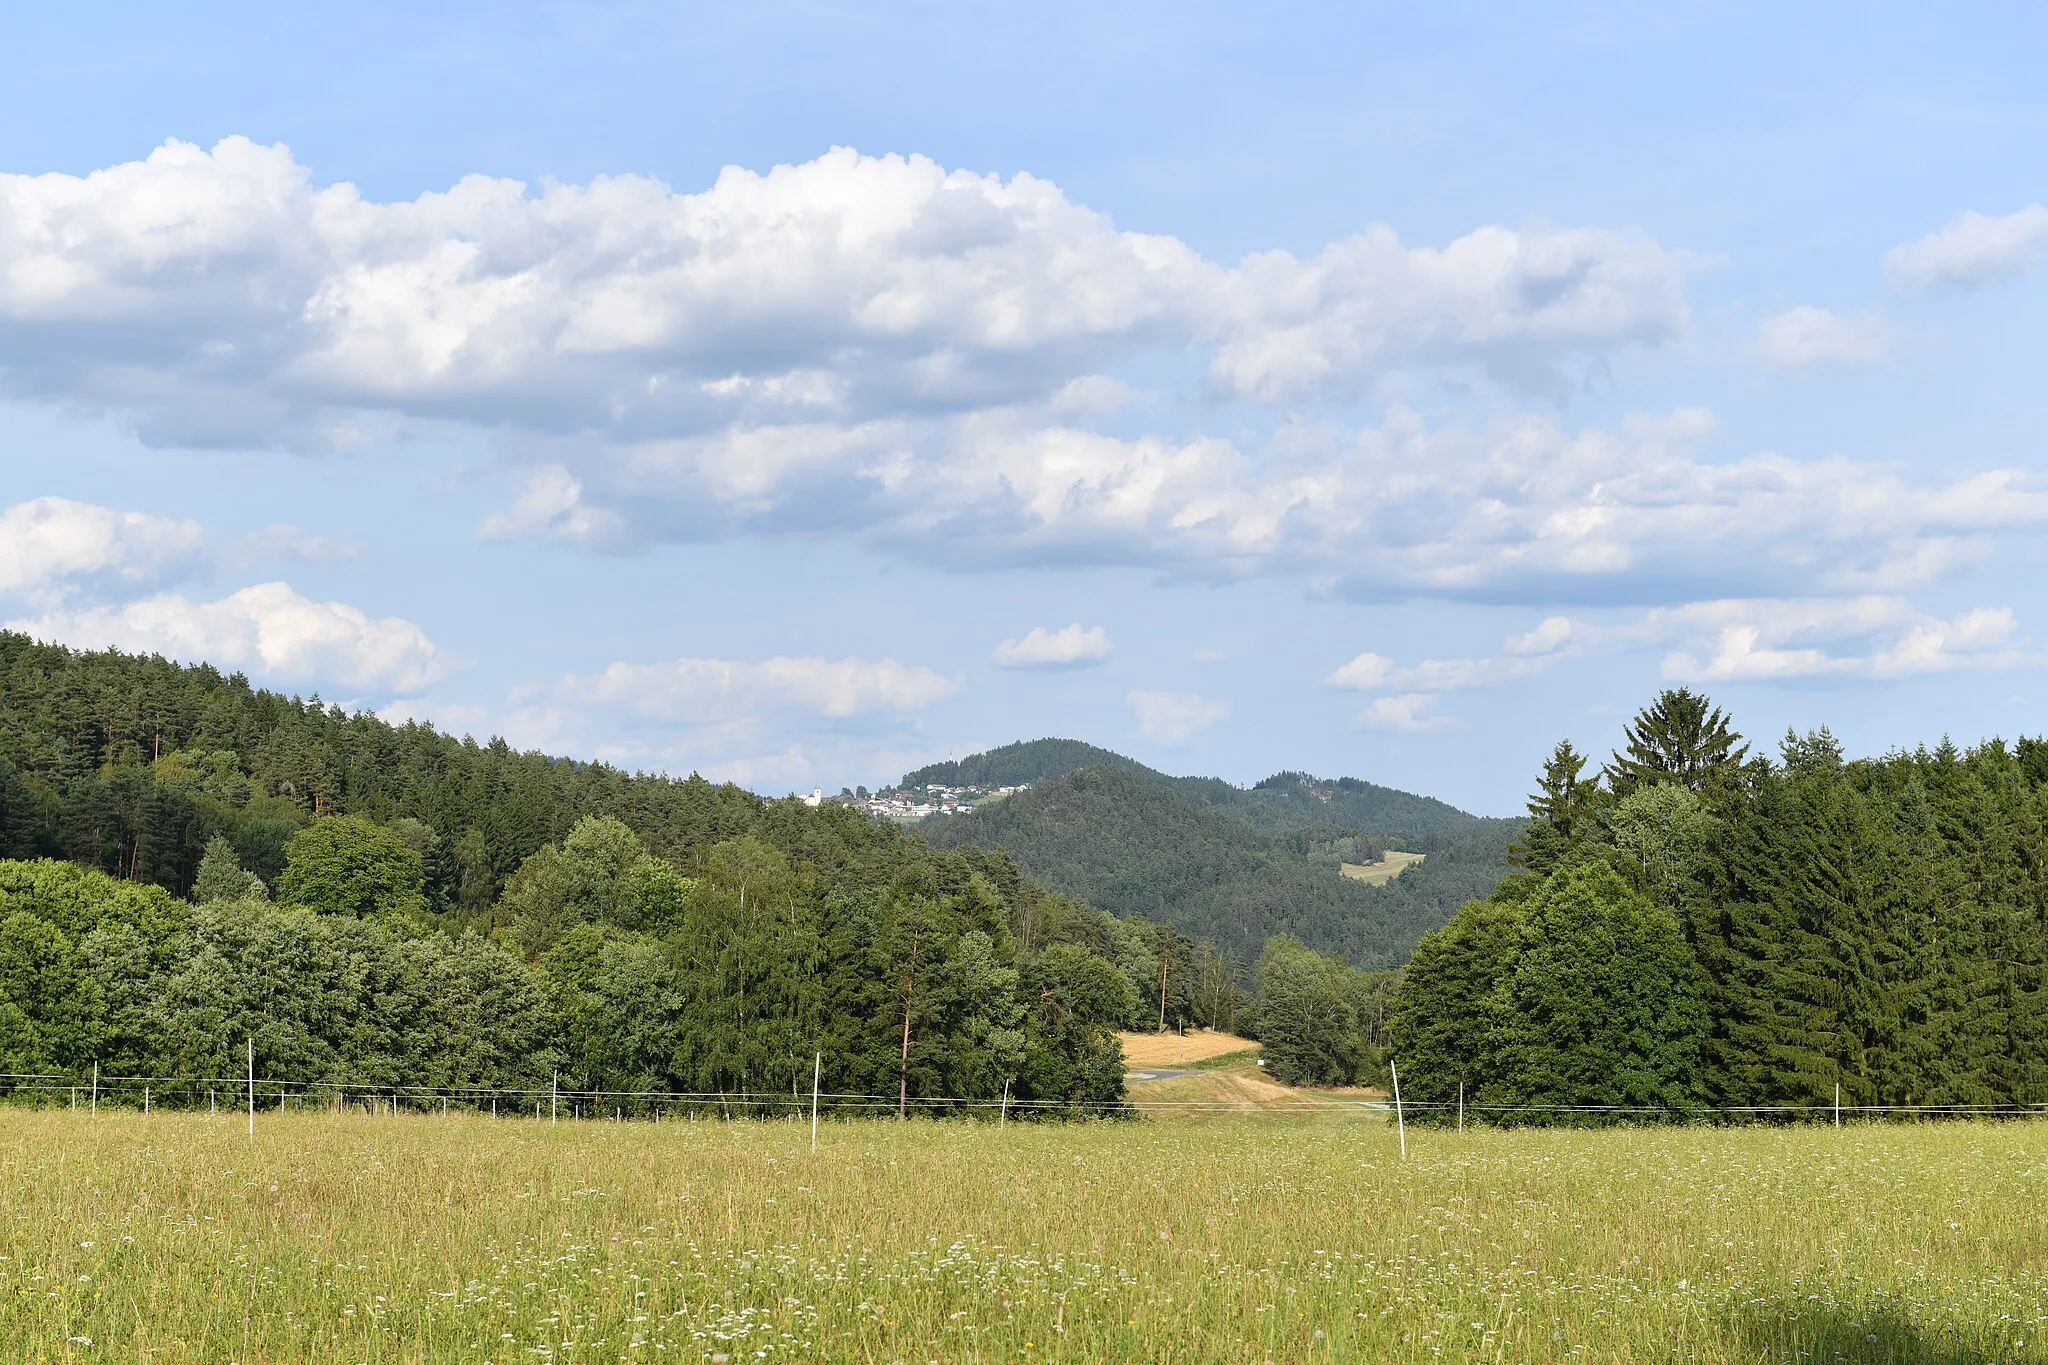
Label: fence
xmin=0 ymin=1069 xmax=2041 ymax=1124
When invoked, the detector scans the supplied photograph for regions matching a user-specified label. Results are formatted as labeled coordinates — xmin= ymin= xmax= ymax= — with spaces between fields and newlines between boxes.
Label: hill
xmin=903 ymin=740 xmax=1481 ymax=842
xmin=920 ymin=761 xmax=1520 ymax=969
xmin=902 ymin=739 xmax=1143 ymax=790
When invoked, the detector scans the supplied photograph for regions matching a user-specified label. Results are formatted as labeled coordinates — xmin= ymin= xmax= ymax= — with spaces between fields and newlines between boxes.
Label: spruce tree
xmin=1512 ymin=740 xmax=1601 ymax=873
xmin=1606 ymin=688 xmax=1747 ymax=797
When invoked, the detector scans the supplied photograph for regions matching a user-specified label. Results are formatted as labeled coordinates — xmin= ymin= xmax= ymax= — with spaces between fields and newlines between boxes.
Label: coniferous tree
xmin=1606 ymin=688 xmax=1748 ymax=797
xmin=1512 ymin=741 xmax=1602 ymax=873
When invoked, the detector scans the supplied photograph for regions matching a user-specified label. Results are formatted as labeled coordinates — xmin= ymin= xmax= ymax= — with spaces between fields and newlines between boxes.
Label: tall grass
xmin=1 ymin=1110 xmax=2043 ymax=1361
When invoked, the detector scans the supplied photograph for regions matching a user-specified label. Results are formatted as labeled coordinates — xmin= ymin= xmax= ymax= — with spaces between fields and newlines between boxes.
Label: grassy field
xmin=1339 ymin=850 xmax=1427 ymax=885
xmin=2 ymin=1109 xmax=2045 ymax=1362
xmin=1116 ymin=1030 xmax=1261 ymax=1068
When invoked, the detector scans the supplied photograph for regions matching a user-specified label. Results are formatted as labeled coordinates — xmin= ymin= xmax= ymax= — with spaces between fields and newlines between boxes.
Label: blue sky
xmin=4 ymin=2 xmax=2048 ymax=813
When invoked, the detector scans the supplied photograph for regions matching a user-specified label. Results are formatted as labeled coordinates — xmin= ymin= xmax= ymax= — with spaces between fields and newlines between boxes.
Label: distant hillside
xmin=900 ymin=739 xmax=1142 ymax=790
xmin=920 ymin=762 xmax=1521 ymax=970
xmin=903 ymin=739 xmax=1481 ymax=842
xmin=1180 ymin=771 xmax=1479 ymax=840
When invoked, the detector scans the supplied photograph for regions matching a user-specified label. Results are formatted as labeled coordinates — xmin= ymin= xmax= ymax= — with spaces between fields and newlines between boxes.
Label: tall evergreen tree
xmin=1512 ymin=740 xmax=1602 ymax=873
xmin=1606 ymin=688 xmax=1747 ymax=797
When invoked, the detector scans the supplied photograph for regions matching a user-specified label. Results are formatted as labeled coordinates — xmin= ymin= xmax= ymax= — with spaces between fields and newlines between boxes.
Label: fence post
xmin=1458 ymin=1080 xmax=1464 ymax=1133
xmin=1389 ymin=1058 xmax=1407 ymax=1160
xmin=247 ymin=1038 xmax=255 ymax=1139
xmin=1001 ymin=1078 xmax=1011 ymax=1129
xmin=144 ymin=1086 xmax=149 ymax=1114
xmin=91 ymin=1062 xmax=98 ymax=1115
xmin=810 ymin=1052 xmax=821 ymax=1153
xmin=551 ymin=1072 xmax=558 ymax=1126
xmin=1835 ymin=1082 xmax=1841 ymax=1129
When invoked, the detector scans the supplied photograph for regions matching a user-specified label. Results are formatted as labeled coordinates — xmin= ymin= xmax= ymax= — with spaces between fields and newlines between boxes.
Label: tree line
xmin=1251 ymin=688 xmax=2048 ymax=1120
xmin=0 ymin=634 xmax=1250 ymax=1114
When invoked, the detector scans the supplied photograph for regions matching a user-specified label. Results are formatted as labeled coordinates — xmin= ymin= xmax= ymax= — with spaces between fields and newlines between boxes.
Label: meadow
xmin=1 ymin=1108 xmax=2044 ymax=1363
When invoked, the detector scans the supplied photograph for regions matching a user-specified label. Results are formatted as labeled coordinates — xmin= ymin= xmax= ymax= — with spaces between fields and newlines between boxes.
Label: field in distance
xmin=1117 ymin=1028 xmax=1260 ymax=1067
xmin=1340 ymin=849 xmax=1427 ymax=884
xmin=2 ymin=1110 xmax=2043 ymax=1361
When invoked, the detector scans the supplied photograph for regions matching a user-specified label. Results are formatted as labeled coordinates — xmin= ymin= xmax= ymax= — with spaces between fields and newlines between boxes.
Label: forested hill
xmin=920 ymin=763 xmax=1520 ymax=969
xmin=902 ymin=739 xmax=1142 ymax=790
xmin=904 ymin=738 xmax=1482 ymax=841
xmin=0 ymin=632 xmax=1264 ymax=1111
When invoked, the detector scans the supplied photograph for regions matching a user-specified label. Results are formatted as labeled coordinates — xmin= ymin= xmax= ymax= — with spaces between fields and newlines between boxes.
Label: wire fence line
xmin=0 ymin=1069 xmax=2043 ymax=1122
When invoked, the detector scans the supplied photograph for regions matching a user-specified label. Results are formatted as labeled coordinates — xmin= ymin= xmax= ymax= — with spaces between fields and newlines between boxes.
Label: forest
xmin=920 ymin=755 xmax=1518 ymax=967
xmin=0 ymin=633 xmax=1248 ymax=1111
xmin=1270 ymin=688 xmax=2048 ymax=1121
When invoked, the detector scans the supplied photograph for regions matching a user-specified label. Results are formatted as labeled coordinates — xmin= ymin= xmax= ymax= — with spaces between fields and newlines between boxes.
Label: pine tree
xmin=1606 ymin=688 xmax=1747 ymax=797
xmin=1512 ymin=741 xmax=1601 ymax=873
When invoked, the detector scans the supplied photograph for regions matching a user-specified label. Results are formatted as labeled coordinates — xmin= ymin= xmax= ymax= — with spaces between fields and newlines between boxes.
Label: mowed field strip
xmin=2 ymin=1111 xmax=2045 ymax=1361
xmin=1117 ymin=1030 xmax=1261 ymax=1068
xmin=1339 ymin=850 xmax=1426 ymax=885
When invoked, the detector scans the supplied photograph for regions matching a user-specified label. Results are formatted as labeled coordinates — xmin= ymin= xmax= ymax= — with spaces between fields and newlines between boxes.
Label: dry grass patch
xmin=1117 ymin=1029 xmax=1261 ymax=1067
xmin=1340 ymin=849 xmax=1427 ymax=884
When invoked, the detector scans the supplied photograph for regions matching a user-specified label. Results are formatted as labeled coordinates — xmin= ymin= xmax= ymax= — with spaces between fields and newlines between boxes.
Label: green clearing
xmin=3 ymin=1111 xmax=2045 ymax=1362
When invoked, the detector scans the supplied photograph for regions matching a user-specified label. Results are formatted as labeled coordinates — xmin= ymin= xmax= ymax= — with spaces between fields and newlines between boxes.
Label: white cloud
xmin=1357 ymin=693 xmax=1457 ymax=733
xmin=1511 ymin=596 xmax=2023 ymax=683
xmin=477 ymin=466 xmax=629 ymax=547
xmin=1127 ymin=689 xmax=1229 ymax=745
xmin=558 ymin=654 xmax=962 ymax=723
xmin=1749 ymin=306 xmax=1895 ymax=367
xmin=993 ymin=622 xmax=1114 ymax=669
xmin=0 ymin=496 xmax=204 ymax=603
xmin=12 ymin=581 xmax=446 ymax=691
xmin=1885 ymin=206 xmax=2048 ymax=291
xmin=1652 ymin=598 xmax=2020 ymax=681
xmin=1327 ymin=650 xmax=1560 ymax=692
xmin=0 ymin=137 xmax=1687 ymax=449
xmin=1505 ymin=615 xmax=1577 ymax=655
xmin=9 ymin=140 xmax=2045 ymax=609
xmin=507 ymin=403 xmax=2048 ymax=603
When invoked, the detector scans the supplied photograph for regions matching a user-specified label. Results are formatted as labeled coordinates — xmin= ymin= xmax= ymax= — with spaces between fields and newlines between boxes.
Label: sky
xmin=4 ymin=1 xmax=2048 ymax=814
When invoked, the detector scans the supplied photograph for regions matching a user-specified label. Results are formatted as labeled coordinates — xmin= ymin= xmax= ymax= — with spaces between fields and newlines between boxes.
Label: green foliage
xmin=1512 ymin=740 xmax=1602 ymax=873
xmin=1605 ymin=687 xmax=1748 ymax=797
xmin=1397 ymin=691 xmax=2048 ymax=1118
xmin=906 ymin=740 xmax=1482 ymax=842
xmin=1251 ymin=937 xmax=1366 ymax=1086
xmin=0 ymin=637 xmax=1156 ymax=1117
xmin=901 ymin=739 xmax=1141 ymax=790
xmin=276 ymin=816 xmax=428 ymax=923
xmin=192 ymin=835 xmax=266 ymax=904
xmin=1388 ymin=865 xmax=1706 ymax=1123
xmin=1382 ymin=882 xmax=1532 ymax=1110
xmin=1481 ymin=863 xmax=1706 ymax=1121
xmin=925 ymin=763 xmax=1519 ymax=969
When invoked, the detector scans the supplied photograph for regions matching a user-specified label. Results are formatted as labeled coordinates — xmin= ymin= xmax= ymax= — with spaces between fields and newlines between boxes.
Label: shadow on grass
xmin=1741 ymin=1302 xmax=2038 ymax=1364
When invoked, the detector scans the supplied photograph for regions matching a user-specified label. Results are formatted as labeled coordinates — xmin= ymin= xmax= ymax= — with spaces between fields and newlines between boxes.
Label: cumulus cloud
xmin=1648 ymin=598 xmax=2020 ymax=681
xmin=476 ymin=466 xmax=629 ymax=547
xmin=0 ymin=138 xmax=1691 ymax=451
xmin=0 ymin=496 xmax=204 ymax=603
xmin=1505 ymin=615 xmax=1577 ymax=655
xmin=1357 ymin=693 xmax=1457 ymax=733
xmin=557 ymin=654 xmax=962 ymax=724
xmin=992 ymin=623 xmax=1114 ymax=670
xmin=12 ymin=581 xmax=447 ymax=691
xmin=1749 ymin=306 xmax=1895 ymax=367
xmin=1326 ymin=649 xmax=1560 ymax=692
xmin=1503 ymin=596 xmax=2022 ymax=683
xmin=9 ymin=140 xmax=2042 ymax=609
xmin=1127 ymin=689 xmax=1228 ymax=745
xmin=1885 ymin=206 xmax=2048 ymax=291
